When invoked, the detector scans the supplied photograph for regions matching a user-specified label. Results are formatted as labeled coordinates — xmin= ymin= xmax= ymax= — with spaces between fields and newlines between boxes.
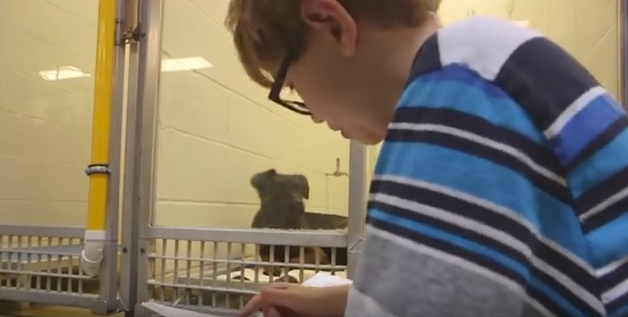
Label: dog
xmin=250 ymin=169 xmax=348 ymax=276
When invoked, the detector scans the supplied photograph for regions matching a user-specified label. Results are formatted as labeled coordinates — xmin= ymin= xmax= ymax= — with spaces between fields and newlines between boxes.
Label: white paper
xmin=142 ymin=272 xmax=351 ymax=317
xmin=142 ymin=301 xmax=222 ymax=317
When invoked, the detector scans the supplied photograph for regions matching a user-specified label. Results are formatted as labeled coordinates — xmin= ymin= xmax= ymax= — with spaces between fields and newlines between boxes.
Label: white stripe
xmin=603 ymin=277 xmax=628 ymax=304
xmin=388 ymin=122 xmax=566 ymax=186
xmin=437 ymin=16 xmax=542 ymax=81
xmin=580 ymin=185 xmax=628 ymax=222
xmin=374 ymin=174 xmax=594 ymax=275
xmin=368 ymin=226 xmax=557 ymax=317
xmin=543 ymin=86 xmax=607 ymax=140
xmin=597 ymin=256 xmax=628 ymax=278
xmin=370 ymin=190 xmax=604 ymax=314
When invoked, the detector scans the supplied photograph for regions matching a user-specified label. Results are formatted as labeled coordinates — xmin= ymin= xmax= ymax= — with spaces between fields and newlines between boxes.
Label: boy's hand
xmin=239 ymin=282 xmax=348 ymax=317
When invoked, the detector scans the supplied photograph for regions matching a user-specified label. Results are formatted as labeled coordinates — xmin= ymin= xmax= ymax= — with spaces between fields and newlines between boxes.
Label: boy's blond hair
xmin=225 ymin=0 xmax=441 ymax=88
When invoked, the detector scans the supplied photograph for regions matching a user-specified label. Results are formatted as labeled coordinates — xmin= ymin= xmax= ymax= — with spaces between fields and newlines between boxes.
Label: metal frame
xmin=621 ymin=0 xmax=627 ymax=105
xmin=128 ymin=0 xmax=164 ymax=315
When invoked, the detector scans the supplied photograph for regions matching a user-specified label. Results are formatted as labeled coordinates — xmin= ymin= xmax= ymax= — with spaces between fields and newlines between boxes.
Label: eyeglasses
xmin=268 ymin=53 xmax=310 ymax=116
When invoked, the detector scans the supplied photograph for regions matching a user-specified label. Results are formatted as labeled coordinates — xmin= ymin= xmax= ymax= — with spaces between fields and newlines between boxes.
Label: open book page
xmin=142 ymin=272 xmax=352 ymax=317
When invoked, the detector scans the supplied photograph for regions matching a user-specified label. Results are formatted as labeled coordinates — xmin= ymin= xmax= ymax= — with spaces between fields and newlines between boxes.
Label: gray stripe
xmin=346 ymin=228 xmax=550 ymax=317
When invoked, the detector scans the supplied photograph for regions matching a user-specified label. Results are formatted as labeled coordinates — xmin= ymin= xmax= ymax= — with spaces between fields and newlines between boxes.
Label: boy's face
xmin=277 ymin=0 xmax=394 ymax=145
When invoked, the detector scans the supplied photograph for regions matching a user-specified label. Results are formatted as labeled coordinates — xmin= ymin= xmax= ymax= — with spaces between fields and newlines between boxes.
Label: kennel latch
xmin=115 ymin=19 xmax=144 ymax=45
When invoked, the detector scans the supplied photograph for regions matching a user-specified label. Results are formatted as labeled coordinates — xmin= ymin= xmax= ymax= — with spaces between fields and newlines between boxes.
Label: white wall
xmin=0 ymin=0 xmax=622 ymax=235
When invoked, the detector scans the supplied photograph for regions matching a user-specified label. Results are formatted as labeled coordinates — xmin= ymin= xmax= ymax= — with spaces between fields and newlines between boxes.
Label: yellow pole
xmin=86 ymin=0 xmax=116 ymax=232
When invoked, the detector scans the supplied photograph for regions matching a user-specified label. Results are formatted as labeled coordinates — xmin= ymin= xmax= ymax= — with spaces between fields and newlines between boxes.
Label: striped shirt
xmin=345 ymin=16 xmax=628 ymax=317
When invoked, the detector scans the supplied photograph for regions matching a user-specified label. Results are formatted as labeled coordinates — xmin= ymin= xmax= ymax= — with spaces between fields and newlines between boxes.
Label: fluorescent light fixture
xmin=514 ymin=21 xmax=529 ymax=27
xmin=39 ymin=66 xmax=91 ymax=81
xmin=161 ymin=56 xmax=213 ymax=72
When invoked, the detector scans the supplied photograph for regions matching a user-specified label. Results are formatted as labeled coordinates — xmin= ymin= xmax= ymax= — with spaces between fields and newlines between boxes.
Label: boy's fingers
xmin=239 ymin=293 xmax=263 ymax=317
xmin=239 ymin=283 xmax=294 ymax=317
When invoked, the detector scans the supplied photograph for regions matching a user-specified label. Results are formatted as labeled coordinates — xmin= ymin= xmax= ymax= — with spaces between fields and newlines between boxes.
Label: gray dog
xmin=250 ymin=169 xmax=348 ymax=278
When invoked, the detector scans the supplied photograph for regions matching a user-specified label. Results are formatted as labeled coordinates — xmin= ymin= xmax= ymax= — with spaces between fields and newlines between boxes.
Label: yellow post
xmin=82 ymin=0 xmax=116 ymax=277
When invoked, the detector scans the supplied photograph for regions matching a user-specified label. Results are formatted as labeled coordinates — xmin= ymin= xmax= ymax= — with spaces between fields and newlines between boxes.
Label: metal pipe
xmin=81 ymin=0 xmax=117 ymax=277
xmin=346 ymin=141 xmax=367 ymax=279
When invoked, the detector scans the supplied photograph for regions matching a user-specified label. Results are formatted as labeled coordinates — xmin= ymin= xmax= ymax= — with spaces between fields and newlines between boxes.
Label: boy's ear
xmin=296 ymin=174 xmax=310 ymax=199
xmin=300 ymin=0 xmax=357 ymax=56
xmin=251 ymin=169 xmax=277 ymax=195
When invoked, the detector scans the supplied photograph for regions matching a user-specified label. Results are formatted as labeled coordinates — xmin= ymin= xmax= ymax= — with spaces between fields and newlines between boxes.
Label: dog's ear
xmin=295 ymin=174 xmax=310 ymax=199
xmin=251 ymin=169 xmax=277 ymax=195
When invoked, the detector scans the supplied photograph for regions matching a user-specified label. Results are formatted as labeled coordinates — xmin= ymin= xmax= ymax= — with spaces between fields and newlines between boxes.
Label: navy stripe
xmin=565 ymin=116 xmax=628 ymax=172
xmin=599 ymin=261 xmax=628 ymax=293
xmin=370 ymin=179 xmax=598 ymax=294
xmin=407 ymin=34 xmax=441 ymax=83
xmin=493 ymin=36 xmax=599 ymax=132
xmin=608 ymin=292 xmax=628 ymax=316
xmin=581 ymin=197 xmax=628 ymax=234
xmin=385 ymin=115 xmax=572 ymax=204
xmin=575 ymin=165 xmax=628 ymax=214
xmin=393 ymin=107 xmax=562 ymax=174
xmin=369 ymin=219 xmax=578 ymax=317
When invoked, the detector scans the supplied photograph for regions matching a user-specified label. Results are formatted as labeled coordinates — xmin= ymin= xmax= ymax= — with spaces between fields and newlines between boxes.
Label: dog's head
xmin=251 ymin=169 xmax=310 ymax=201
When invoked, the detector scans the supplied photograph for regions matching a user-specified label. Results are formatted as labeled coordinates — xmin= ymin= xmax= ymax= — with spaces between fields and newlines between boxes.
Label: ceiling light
xmin=161 ymin=56 xmax=213 ymax=72
xmin=39 ymin=66 xmax=91 ymax=81
xmin=514 ymin=21 xmax=529 ymax=27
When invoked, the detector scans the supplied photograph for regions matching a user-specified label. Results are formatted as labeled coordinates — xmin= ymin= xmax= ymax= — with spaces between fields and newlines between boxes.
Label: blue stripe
xmin=379 ymin=142 xmax=591 ymax=262
xmin=569 ymin=129 xmax=628 ymax=197
xmin=586 ymin=213 xmax=628 ymax=269
xmin=553 ymin=94 xmax=623 ymax=164
xmin=369 ymin=209 xmax=588 ymax=317
xmin=399 ymin=64 xmax=546 ymax=145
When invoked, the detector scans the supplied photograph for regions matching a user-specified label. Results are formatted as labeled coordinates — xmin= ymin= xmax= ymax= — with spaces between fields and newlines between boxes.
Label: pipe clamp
xmin=85 ymin=164 xmax=111 ymax=176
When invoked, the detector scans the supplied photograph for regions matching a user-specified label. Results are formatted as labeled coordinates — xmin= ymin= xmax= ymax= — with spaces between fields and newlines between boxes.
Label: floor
xmin=0 ymin=305 xmax=124 ymax=317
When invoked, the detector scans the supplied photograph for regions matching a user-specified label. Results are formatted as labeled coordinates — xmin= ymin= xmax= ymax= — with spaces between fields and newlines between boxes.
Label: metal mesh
xmin=145 ymin=236 xmax=347 ymax=310
xmin=0 ymin=234 xmax=98 ymax=296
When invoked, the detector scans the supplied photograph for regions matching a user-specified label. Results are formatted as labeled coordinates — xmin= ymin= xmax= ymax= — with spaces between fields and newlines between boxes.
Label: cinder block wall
xmin=152 ymin=0 xmax=350 ymax=233
xmin=0 ymin=0 xmax=98 ymax=227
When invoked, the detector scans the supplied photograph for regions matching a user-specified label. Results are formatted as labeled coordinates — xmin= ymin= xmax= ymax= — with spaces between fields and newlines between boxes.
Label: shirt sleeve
xmin=493 ymin=35 xmax=628 ymax=316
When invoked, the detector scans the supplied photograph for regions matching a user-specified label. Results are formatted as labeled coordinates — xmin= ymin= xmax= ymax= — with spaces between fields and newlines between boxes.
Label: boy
xmin=227 ymin=0 xmax=628 ymax=316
